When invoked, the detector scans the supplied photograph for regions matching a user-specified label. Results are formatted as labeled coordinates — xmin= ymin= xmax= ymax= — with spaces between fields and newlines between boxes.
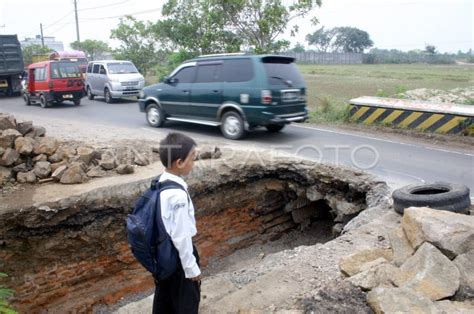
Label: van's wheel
xmin=23 ymin=93 xmax=31 ymax=106
xmin=392 ymin=182 xmax=471 ymax=215
xmin=266 ymin=124 xmax=285 ymax=132
xmin=221 ymin=111 xmax=246 ymax=140
xmin=87 ymin=87 xmax=94 ymax=100
xmin=39 ymin=95 xmax=49 ymax=108
xmin=104 ymin=88 xmax=114 ymax=103
xmin=146 ymin=104 xmax=165 ymax=127
xmin=73 ymin=98 xmax=81 ymax=106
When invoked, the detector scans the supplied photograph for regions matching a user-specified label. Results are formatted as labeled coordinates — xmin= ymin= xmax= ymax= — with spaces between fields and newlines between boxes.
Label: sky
xmin=0 ymin=0 xmax=472 ymax=53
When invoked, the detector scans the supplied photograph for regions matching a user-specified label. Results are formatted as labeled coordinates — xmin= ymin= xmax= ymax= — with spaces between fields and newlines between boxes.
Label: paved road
xmin=1 ymin=95 xmax=473 ymax=196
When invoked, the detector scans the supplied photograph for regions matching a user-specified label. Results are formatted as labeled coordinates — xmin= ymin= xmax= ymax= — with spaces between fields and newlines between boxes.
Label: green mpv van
xmin=138 ymin=53 xmax=308 ymax=139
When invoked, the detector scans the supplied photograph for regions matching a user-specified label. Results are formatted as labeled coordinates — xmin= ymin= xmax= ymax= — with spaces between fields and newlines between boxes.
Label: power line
xmin=79 ymin=7 xmax=162 ymax=20
xmin=78 ymin=0 xmax=130 ymax=12
xmin=43 ymin=11 xmax=74 ymax=30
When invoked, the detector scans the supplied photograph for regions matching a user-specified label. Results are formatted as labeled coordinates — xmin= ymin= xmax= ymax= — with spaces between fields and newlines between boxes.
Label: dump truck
xmin=0 ymin=34 xmax=24 ymax=96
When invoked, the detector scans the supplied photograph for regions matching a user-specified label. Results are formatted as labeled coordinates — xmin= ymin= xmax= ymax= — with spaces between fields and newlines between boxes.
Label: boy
xmin=153 ymin=132 xmax=201 ymax=314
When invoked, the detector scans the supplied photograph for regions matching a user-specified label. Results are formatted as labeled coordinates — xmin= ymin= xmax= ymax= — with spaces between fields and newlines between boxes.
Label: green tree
xmin=306 ymin=27 xmax=336 ymax=52
xmin=157 ymin=0 xmax=241 ymax=55
xmin=110 ymin=16 xmax=164 ymax=76
xmin=332 ymin=27 xmax=373 ymax=53
xmin=424 ymin=44 xmax=437 ymax=54
xmin=22 ymin=44 xmax=52 ymax=66
xmin=291 ymin=42 xmax=305 ymax=53
xmin=70 ymin=39 xmax=110 ymax=61
xmin=216 ymin=0 xmax=322 ymax=53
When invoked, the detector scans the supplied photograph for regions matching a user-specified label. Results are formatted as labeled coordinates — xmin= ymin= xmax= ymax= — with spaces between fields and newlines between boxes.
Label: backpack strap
xmin=153 ymin=179 xmax=187 ymax=244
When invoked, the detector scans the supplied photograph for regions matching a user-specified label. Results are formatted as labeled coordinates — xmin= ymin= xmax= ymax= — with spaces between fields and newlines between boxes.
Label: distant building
xmin=20 ymin=35 xmax=64 ymax=52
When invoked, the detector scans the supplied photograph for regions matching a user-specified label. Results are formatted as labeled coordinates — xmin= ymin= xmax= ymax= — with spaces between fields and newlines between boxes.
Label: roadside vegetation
xmin=300 ymin=64 xmax=474 ymax=124
xmin=0 ymin=273 xmax=16 ymax=314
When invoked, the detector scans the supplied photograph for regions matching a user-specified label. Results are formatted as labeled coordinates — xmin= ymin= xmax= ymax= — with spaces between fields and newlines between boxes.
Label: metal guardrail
xmin=349 ymin=97 xmax=474 ymax=135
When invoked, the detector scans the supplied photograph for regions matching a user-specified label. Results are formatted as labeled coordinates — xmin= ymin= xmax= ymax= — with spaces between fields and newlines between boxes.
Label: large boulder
xmin=49 ymin=144 xmax=77 ymax=163
xmin=76 ymin=146 xmax=97 ymax=165
xmin=0 ymin=166 xmax=12 ymax=186
xmin=388 ymin=226 xmax=415 ymax=266
xmin=0 ymin=148 xmax=20 ymax=166
xmin=12 ymin=163 xmax=32 ymax=174
xmin=402 ymin=207 xmax=474 ymax=259
xmin=436 ymin=300 xmax=474 ymax=313
xmin=17 ymin=171 xmax=36 ymax=184
xmin=116 ymin=164 xmax=134 ymax=175
xmin=33 ymin=161 xmax=51 ymax=179
xmin=453 ymin=250 xmax=474 ymax=300
xmin=0 ymin=113 xmax=16 ymax=130
xmin=133 ymin=151 xmax=149 ymax=166
xmin=14 ymin=137 xmax=36 ymax=155
xmin=16 ymin=121 xmax=33 ymax=135
xmin=348 ymin=261 xmax=400 ymax=291
xmin=25 ymin=126 xmax=46 ymax=138
xmin=395 ymin=242 xmax=460 ymax=301
xmin=86 ymin=166 xmax=107 ymax=178
xmin=51 ymin=165 xmax=68 ymax=181
xmin=33 ymin=137 xmax=59 ymax=156
xmin=339 ymin=248 xmax=393 ymax=277
xmin=51 ymin=160 xmax=67 ymax=173
xmin=367 ymin=286 xmax=438 ymax=314
xmin=32 ymin=154 xmax=48 ymax=163
xmin=100 ymin=150 xmax=116 ymax=170
xmin=0 ymin=129 xmax=22 ymax=149
xmin=60 ymin=162 xmax=87 ymax=184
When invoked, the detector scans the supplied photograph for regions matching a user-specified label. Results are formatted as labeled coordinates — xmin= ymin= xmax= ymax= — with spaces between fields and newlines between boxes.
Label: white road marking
xmin=292 ymin=124 xmax=474 ymax=157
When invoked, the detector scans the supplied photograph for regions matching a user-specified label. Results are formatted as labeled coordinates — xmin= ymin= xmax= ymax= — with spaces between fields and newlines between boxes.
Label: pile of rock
xmin=0 ymin=113 xmax=154 ymax=187
xmin=340 ymin=207 xmax=474 ymax=313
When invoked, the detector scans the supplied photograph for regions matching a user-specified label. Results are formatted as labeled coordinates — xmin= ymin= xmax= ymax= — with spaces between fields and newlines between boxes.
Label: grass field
xmin=299 ymin=64 xmax=474 ymax=123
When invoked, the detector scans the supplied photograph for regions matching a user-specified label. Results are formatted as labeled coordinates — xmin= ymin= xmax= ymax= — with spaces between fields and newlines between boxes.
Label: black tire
xmin=73 ymin=98 xmax=81 ymax=106
xmin=39 ymin=94 xmax=49 ymax=108
xmin=87 ymin=87 xmax=94 ymax=100
xmin=104 ymin=88 xmax=114 ymax=103
xmin=266 ymin=124 xmax=285 ymax=132
xmin=146 ymin=103 xmax=165 ymax=127
xmin=392 ymin=182 xmax=471 ymax=215
xmin=220 ymin=111 xmax=246 ymax=140
xmin=23 ymin=93 xmax=31 ymax=106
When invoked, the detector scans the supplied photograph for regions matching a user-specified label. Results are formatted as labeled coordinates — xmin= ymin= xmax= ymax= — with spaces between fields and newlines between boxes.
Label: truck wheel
xmin=221 ymin=111 xmax=246 ymax=140
xmin=266 ymin=124 xmax=285 ymax=132
xmin=87 ymin=87 xmax=94 ymax=100
xmin=39 ymin=95 xmax=49 ymax=108
xmin=23 ymin=93 xmax=31 ymax=106
xmin=104 ymin=88 xmax=114 ymax=103
xmin=392 ymin=182 xmax=470 ymax=215
xmin=146 ymin=104 xmax=165 ymax=127
xmin=73 ymin=98 xmax=81 ymax=106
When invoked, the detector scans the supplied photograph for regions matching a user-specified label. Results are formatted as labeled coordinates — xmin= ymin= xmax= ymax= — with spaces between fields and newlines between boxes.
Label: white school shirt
xmin=158 ymin=171 xmax=201 ymax=278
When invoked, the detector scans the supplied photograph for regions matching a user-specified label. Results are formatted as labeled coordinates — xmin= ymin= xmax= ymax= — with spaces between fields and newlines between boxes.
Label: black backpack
xmin=126 ymin=176 xmax=184 ymax=280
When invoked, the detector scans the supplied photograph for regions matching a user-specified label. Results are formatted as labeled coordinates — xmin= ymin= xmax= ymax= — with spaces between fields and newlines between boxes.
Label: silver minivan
xmin=85 ymin=60 xmax=145 ymax=103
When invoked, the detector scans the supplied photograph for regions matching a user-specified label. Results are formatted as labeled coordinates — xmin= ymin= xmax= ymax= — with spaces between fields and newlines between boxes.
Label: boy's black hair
xmin=159 ymin=132 xmax=197 ymax=168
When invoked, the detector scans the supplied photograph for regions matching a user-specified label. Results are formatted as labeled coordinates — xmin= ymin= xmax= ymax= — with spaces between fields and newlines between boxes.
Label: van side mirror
xmin=100 ymin=68 xmax=106 ymax=75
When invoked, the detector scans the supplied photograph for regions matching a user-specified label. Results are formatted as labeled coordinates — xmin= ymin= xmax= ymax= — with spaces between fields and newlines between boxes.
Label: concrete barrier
xmin=349 ymin=97 xmax=474 ymax=135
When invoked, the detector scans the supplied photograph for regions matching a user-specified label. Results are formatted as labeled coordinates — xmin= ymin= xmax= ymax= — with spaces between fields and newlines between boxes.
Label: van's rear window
xmin=263 ymin=57 xmax=304 ymax=86
xmin=51 ymin=62 xmax=81 ymax=79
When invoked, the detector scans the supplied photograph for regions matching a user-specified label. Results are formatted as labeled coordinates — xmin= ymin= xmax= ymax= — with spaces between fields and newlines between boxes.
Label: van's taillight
xmin=261 ymin=90 xmax=272 ymax=105
xmin=48 ymin=81 xmax=54 ymax=89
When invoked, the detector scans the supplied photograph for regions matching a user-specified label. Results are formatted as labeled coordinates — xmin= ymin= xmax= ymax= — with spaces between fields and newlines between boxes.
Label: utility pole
xmin=40 ymin=23 xmax=45 ymax=48
xmin=74 ymin=0 xmax=80 ymax=42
